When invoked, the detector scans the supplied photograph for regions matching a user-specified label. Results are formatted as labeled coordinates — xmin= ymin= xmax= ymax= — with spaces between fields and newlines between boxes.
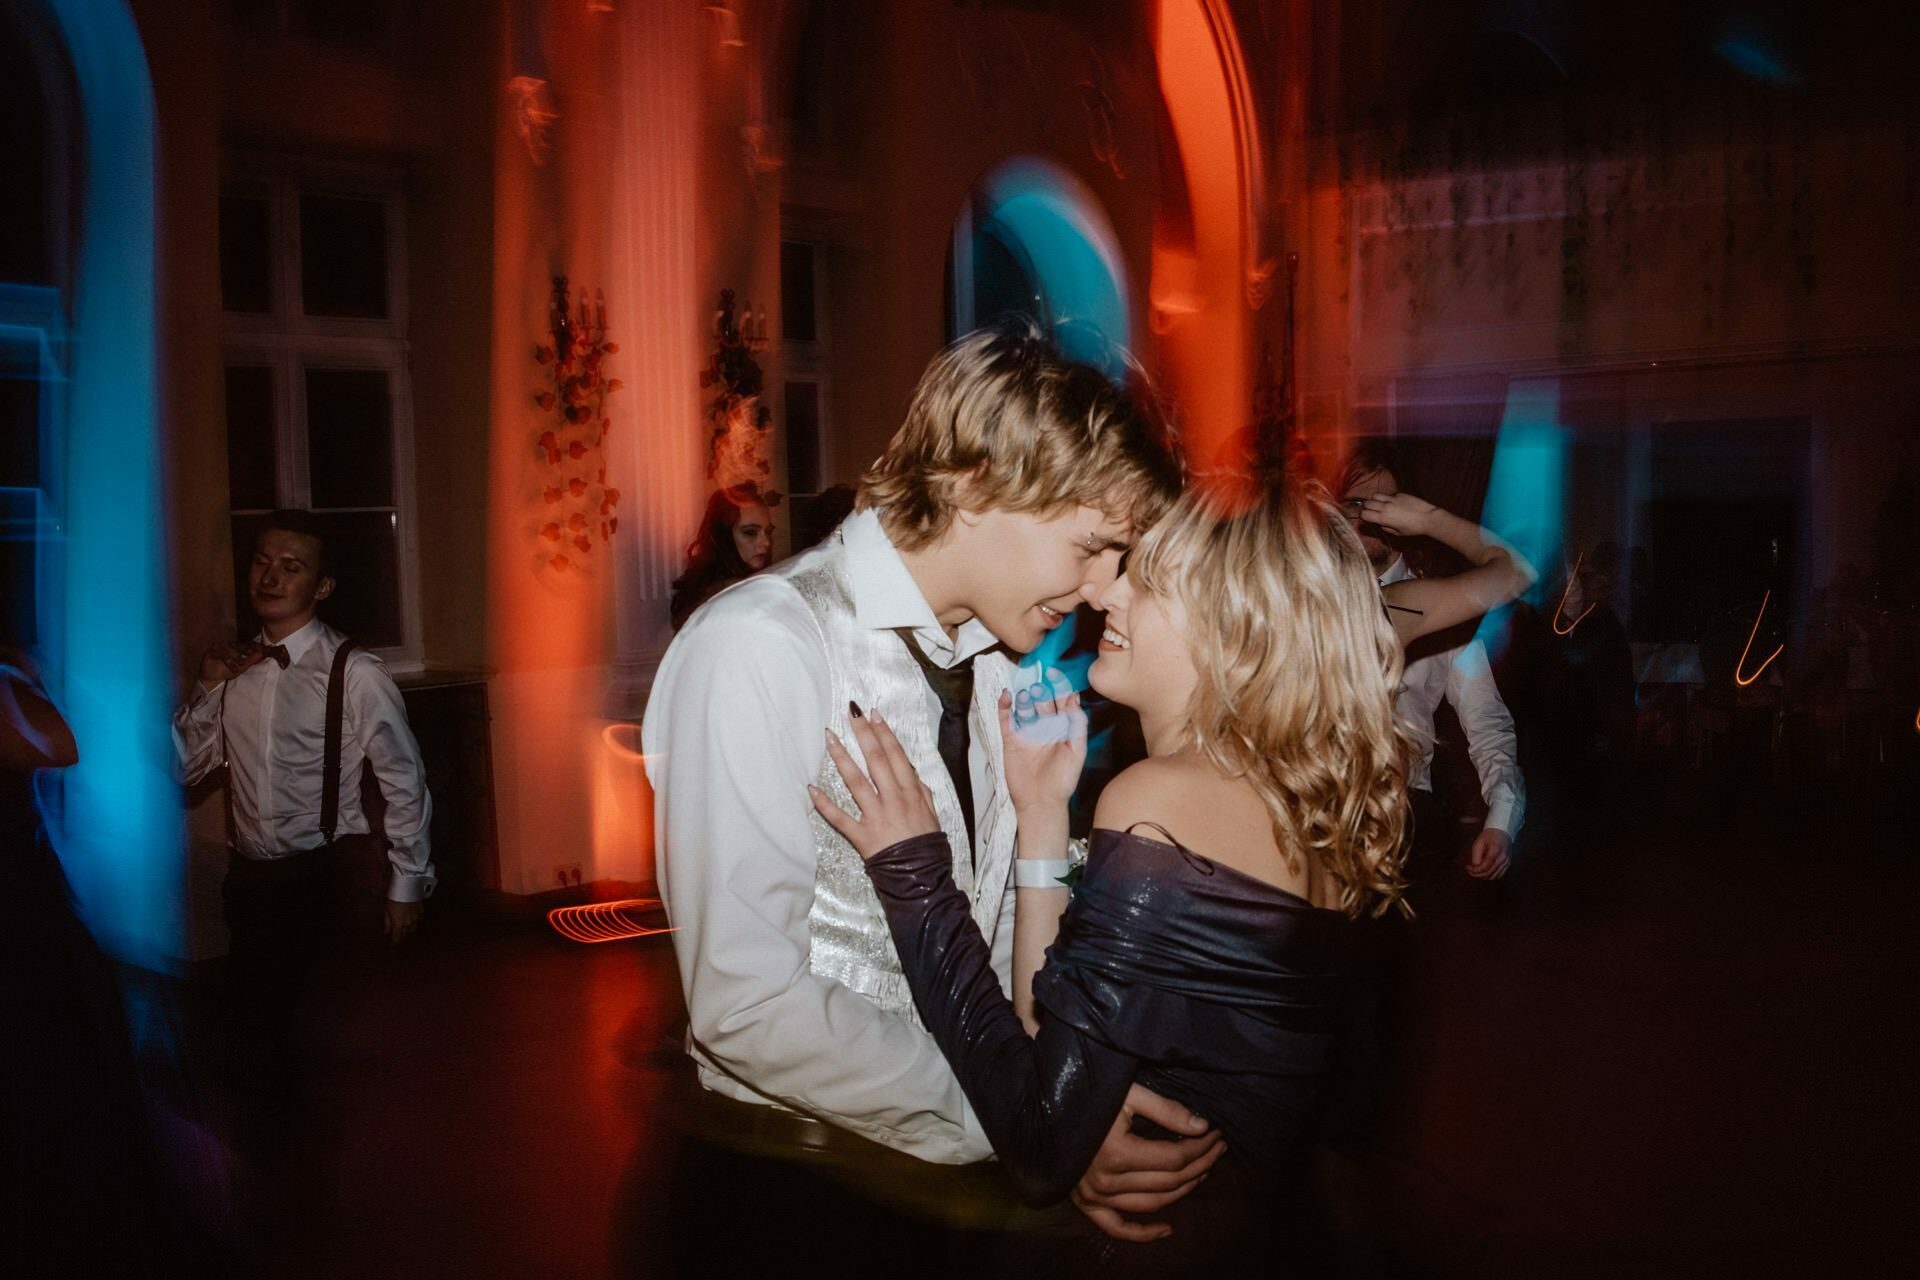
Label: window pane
xmin=780 ymin=241 xmax=817 ymax=341
xmin=295 ymin=0 xmax=397 ymax=58
xmin=0 ymin=7 xmax=52 ymax=286
xmin=220 ymin=0 xmax=281 ymax=37
xmin=230 ymin=509 xmax=403 ymax=648
xmin=224 ymin=366 xmax=278 ymax=510
xmin=1 ymin=363 xmax=40 ymax=647
xmin=220 ymin=195 xmax=274 ymax=313
xmin=300 ymin=194 xmax=388 ymax=318
xmin=1 ymin=372 xmax=40 ymax=489
xmin=305 ymin=367 xmax=393 ymax=507
xmin=0 ymin=487 xmax=36 ymax=648
xmin=784 ymin=380 xmax=820 ymax=494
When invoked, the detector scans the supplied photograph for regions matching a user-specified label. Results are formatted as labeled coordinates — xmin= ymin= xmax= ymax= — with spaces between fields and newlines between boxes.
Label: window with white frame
xmin=219 ymin=168 xmax=420 ymax=663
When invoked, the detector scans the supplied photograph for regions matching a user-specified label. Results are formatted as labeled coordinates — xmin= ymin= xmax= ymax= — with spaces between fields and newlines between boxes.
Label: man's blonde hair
xmin=857 ymin=324 xmax=1181 ymax=549
xmin=1130 ymin=471 xmax=1414 ymax=919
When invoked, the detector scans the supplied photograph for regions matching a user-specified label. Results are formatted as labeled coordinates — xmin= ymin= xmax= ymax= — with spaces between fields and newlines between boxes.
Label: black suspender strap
xmin=216 ymin=635 xmax=360 ymax=852
xmin=320 ymin=638 xmax=360 ymax=846
xmin=219 ymin=680 xmax=237 ymax=852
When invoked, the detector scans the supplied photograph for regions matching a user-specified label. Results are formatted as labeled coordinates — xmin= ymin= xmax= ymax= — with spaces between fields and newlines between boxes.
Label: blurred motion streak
xmin=548 ymin=899 xmax=672 ymax=944
xmin=1152 ymin=0 xmax=1258 ymax=463
xmin=41 ymin=0 xmax=183 ymax=967
xmin=1551 ymin=551 xmax=1596 ymax=636
xmin=1734 ymin=590 xmax=1785 ymax=687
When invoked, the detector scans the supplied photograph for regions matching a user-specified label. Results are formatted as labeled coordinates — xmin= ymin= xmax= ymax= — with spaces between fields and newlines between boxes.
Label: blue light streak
xmin=1476 ymin=378 xmax=1567 ymax=659
xmin=38 ymin=0 xmax=182 ymax=968
xmin=973 ymin=157 xmax=1131 ymax=383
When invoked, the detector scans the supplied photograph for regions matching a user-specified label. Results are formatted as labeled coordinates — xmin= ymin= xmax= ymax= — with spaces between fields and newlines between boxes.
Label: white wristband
xmin=1013 ymin=859 xmax=1072 ymax=889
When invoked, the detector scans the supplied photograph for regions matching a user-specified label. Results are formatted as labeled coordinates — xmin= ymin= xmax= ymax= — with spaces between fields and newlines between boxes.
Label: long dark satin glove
xmin=863 ymin=832 xmax=1139 ymax=1207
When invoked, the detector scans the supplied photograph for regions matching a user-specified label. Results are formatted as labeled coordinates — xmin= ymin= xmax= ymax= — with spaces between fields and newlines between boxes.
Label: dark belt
xmin=225 ymin=843 xmax=341 ymax=885
xmin=669 ymin=1069 xmax=1038 ymax=1231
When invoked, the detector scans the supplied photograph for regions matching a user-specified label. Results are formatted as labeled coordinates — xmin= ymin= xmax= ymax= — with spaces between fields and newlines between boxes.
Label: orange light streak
xmin=548 ymin=898 xmax=674 ymax=944
xmin=1733 ymin=589 xmax=1785 ymax=687
xmin=1152 ymin=0 xmax=1255 ymax=464
xmin=1551 ymin=552 xmax=1595 ymax=636
xmin=601 ymin=722 xmax=649 ymax=762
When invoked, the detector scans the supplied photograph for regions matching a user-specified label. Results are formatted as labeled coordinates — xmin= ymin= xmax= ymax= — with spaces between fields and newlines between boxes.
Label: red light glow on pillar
xmin=1152 ymin=0 xmax=1262 ymax=465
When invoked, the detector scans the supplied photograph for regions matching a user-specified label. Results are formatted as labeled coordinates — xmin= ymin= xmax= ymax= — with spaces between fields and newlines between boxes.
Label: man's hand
xmin=199 ymin=642 xmax=268 ymax=688
xmin=385 ymin=898 xmax=424 ymax=944
xmin=1072 ymin=1083 xmax=1225 ymax=1242
xmin=1466 ymin=826 xmax=1512 ymax=879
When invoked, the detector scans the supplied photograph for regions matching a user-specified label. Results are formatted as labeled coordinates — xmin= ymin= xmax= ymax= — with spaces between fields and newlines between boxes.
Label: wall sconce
xmin=703 ymin=3 xmax=746 ymax=48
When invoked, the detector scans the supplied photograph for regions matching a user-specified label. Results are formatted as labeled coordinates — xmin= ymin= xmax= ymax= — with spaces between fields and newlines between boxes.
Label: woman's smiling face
xmin=1088 ymin=567 xmax=1198 ymax=724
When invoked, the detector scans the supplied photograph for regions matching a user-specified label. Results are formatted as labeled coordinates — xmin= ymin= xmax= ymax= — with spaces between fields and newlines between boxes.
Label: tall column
xmin=606 ymin=0 xmax=706 ymax=720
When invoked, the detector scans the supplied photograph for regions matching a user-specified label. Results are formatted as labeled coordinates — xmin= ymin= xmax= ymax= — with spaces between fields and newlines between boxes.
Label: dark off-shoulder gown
xmin=863 ymin=824 xmax=1354 ymax=1273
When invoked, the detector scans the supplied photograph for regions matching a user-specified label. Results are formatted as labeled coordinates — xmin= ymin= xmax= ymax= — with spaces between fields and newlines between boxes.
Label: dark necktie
xmin=259 ymin=643 xmax=291 ymax=669
xmin=897 ymin=630 xmax=976 ymax=860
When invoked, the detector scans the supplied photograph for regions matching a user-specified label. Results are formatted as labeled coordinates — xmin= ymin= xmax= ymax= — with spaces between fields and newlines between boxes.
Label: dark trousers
xmin=655 ymin=1075 xmax=1094 ymax=1279
xmin=221 ymin=844 xmax=348 ymax=1156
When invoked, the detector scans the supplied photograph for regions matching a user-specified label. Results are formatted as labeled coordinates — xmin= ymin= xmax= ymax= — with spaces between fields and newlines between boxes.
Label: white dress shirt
xmin=172 ymin=617 xmax=436 ymax=901
xmin=643 ymin=509 xmax=1012 ymax=1163
xmin=1381 ymin=557 xmax=1525 ymax=838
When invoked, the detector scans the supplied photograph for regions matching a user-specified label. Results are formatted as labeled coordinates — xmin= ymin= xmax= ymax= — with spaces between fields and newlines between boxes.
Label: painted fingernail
xmin=848 ymin=700 xmax=864 ymax=719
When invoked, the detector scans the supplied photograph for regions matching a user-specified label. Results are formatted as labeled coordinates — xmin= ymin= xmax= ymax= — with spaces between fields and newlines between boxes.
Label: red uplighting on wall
xmin=1152 ymin=0 xmax=1258 ymax=464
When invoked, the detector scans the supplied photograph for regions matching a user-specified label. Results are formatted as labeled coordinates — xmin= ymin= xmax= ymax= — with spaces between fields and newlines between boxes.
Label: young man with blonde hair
xmin=644 ymin=325 xmax=1205 ymax=1268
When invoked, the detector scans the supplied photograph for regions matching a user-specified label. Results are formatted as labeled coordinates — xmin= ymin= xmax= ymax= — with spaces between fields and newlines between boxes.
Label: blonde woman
xmin=810 ymin=472 xmax=1523 ymax=1269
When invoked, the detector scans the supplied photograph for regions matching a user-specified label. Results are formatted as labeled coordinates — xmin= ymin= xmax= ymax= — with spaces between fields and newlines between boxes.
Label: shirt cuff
xmin=387 ymin=868 xmax=437 ymax=903
xmin=1484 ymin=798 xmax=1520 ymax=840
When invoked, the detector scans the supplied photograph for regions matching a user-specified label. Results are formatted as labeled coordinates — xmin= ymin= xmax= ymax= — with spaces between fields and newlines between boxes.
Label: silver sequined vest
xmin=775 ymin=530 xmax=1018 ymax=1026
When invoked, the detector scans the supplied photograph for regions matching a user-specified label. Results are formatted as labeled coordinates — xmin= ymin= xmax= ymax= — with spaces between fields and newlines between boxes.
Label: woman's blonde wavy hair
xmin=857 ymin=324 xmax=1182 ymax=550
xmin=1130 ymin=471 xmax=1414 ymax=919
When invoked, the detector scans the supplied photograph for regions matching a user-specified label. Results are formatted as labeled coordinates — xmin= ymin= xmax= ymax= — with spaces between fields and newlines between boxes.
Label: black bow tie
xmin=898 ymin=631 xmax=976 ymax=861
xmin=258 ymin=643 xmax=291 ymax=670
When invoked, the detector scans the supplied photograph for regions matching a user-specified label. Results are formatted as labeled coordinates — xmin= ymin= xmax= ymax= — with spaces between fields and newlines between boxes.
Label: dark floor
xmin=127 ymin=775 xmax=1913 ymax=1277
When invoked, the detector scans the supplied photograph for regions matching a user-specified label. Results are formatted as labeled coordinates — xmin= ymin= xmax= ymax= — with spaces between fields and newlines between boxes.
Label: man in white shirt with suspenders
xmin=173 ymin=510 xmax=433 ymax=1150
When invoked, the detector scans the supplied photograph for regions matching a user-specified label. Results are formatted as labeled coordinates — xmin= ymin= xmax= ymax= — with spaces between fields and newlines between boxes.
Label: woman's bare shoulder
xmin=1093 ymin=755 xmax=1243 ymax=834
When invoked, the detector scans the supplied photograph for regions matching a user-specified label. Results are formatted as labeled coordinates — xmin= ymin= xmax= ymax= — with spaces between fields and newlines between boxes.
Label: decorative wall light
xmin=703 ymin=3 xmax=745 ymax=48
xmin=533 ymin=277 xmax=623 ymax=573
xmin=506 ymin=75 xmax=560 ymax=165
xmin=701 ymin=290 xmax=777 ymax=493
xmin=508 ymin=2 xmax=558 ymax=164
